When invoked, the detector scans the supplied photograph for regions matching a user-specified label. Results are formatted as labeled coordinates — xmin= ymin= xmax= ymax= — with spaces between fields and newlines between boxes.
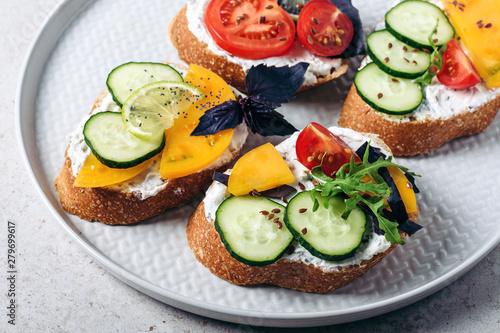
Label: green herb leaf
xmin=311 ymin=141 xmax=417 ymax=245
xmin=414 ymin=20 xmax=448 ymax=85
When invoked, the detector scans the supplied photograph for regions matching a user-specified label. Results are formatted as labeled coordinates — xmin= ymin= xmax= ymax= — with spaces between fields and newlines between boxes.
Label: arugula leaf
xmin=246 ymin=63 xmax=309 ymax=108
xmin=414 ymin=20 xmax=448 ymax=85
xmin=191 ymin=64 xmax=304 ymax=137
xmin=311 ymin=142 xmax=420 ymax=245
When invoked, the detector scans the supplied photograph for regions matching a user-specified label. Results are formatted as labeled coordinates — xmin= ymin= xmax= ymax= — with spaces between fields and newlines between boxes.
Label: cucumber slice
xmin=106 ymin=62 xmax=183 ymax=107
xmin=215 ymin=196 xmax=294 ymax=267
xmin=122 ymin=81 xmax=204 ymax=140
xmin=284 ymin=191 xmax=366 ymax=261
xmin=385 ymin=0 xmax=454 ymax=50
xmin=83 ymin=111 xmax=165 ymax=169
xmin=354 ymin=62 xmax=423 ymax=115
xmin=367 ymin=29 xmax=431 ymax=79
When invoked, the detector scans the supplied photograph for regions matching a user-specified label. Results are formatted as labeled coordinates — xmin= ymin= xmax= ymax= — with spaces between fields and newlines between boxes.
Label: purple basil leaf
xmin=356 ymin=142 xmax=386 ymax=163
xmin=243 ymin=100 xmax=297 ymax=136
xmin=330 ymin=0 xmax=365 ymax=58
xmin=191 ymin=100 xmax=243 ymax=136
xmin=245 ymin=63 xmax=309 ymax=108
xmin=398 ymin=220 xmax=423 ymax=236
xmin=381 ymin=167 xmax=409 ymax=225
xmin=261 ymin=185 xmax=297 ymax=199
xmin=406 ymin=173 xmax=420 ymax=194
xmin=213 ymin=172 xmax=229 ymax=186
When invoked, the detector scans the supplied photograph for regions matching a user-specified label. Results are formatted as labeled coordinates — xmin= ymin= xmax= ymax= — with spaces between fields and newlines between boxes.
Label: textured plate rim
xmin=15 ymin=0 xmax=500 ymax=327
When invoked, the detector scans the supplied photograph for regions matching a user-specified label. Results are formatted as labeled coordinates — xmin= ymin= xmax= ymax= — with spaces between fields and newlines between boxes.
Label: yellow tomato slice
xmin=441 ymin=0 xmax=500 ymax=88
xmin=228 ymin=143 xmax=295 ymax=196
xmin=74 ymin=153 xmax=155 ymax=188
xmin=387 ymin=166 xmax=418 ymax=214
xmin=160 ymin=64 xmax=235 ymax=179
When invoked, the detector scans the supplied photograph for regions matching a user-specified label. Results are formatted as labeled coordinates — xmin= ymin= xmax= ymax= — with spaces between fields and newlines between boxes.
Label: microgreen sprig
xmin=414 ymin=20 xmax=448 ymax=85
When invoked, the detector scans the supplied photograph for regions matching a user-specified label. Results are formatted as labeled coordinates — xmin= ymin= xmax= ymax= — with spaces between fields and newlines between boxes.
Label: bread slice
xmin=339 ymin=84 xmax=500 ymax=156
xmin=186 ymin=127 xmax=416 ymax=293
xmin=54 ymin=89 xmax=246 ymax=225
xmin=168 ymin=6 xmax=350 ymax=93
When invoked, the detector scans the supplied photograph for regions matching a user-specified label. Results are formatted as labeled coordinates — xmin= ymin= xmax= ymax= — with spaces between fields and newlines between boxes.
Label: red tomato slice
xmin=205 ymin=0 xmax=296 ymax=60
xmin=296 ymin=0 xmax=354 ymax=56
xmin=437 ymin=39 xmax=482 ymax=90
xmin=296 ymin=122 xmax=361 ymax=178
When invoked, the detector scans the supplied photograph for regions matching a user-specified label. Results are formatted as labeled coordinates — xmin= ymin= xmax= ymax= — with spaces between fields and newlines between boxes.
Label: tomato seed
xmin=392 ymin=78 xmax=399 ymax=83
xmin=258 ymin=16 xmax=266 ymax=24
xmin=268 ymin=214 xmax=275 ymax=220
xmin=312 ymin=17 xmax=319 ymax=24
xmin=308 ymin=36 xmax=313 ymax=44
xmin=311 ymin=27 xmax=317 ymax=34
xmin=485 ymin=23 xmax=493 ymax=28
xmin=272 ymin=208 xmax=281 ymax=213
xmin=384 ymin=57 xmax=390 ymax=63
xmin=377 ymin=93 xmax=383 ymax=99
xmin=299 ymin=208 xmax=307 ymax=214
xmin=260 ymin=210 xmax=269 ymax=215
xmin=402 ymin=46 xmax=408 ymax=52
xmin=301 ymin=228 xmax=307 ymax=235
xmin=404 ymin=57 xmax=410 ymax=63
xmin=412 ymin=60 xmax=418 ymax=66
xmin=388 ymin=43 xmax=393 ymax=49
xmin=276 ymin=221 xmax=283 ymax=229
xmin=265 ymin=4 xmax=273 ymax=9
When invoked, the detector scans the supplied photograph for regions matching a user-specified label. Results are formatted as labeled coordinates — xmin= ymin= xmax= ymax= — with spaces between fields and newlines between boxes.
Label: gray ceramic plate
xmin=16 ymin=0 xmax=500 ymax=327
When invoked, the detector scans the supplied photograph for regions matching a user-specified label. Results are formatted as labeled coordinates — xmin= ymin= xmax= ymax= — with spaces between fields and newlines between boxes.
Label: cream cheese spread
xmin=203 ymin=126 xmax=393 ymax=272
xmin=66 ymin=92 xmax=248 ymax=201
xmin=185 ymin=0 xmax=345 ymax=87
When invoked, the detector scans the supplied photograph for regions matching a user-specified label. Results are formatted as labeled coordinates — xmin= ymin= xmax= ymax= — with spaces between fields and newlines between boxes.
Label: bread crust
xmin=339 ymin=84 xmax=500 ymax=156
xmin=54 ymin=89 xmax=242 ymax=225
xmin=187 ymin=201 xmax=408 ymax=293
xmin=169 ymin=6 xmax=350 ymax=93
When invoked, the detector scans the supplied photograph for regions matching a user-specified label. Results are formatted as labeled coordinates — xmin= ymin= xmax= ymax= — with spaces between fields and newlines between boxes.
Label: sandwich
xmin=338 ymin=0 xmax=500 ymax=156
xmin=169 ymin=0 xmax=366 ymax=93
xmin=187 ymin=122 xmax=422 ymax=293
xmin=54 ymin=61 xmax=307 ymax=225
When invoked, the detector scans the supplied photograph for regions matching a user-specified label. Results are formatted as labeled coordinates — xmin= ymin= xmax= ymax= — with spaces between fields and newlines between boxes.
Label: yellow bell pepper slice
xmin=387 ymin=166 xmax=418 ymax=214
xmin=160 ymin=64 xmax=235 ymax=179
xmin=228 ymin=143 xmax=295 ymax=196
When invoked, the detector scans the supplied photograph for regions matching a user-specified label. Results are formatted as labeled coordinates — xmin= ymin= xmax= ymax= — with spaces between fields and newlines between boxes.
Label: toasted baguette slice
xmin=169 ymin=6 xmax=350 ymax=93
xmin=339 ymin=84 xmax=500 ymax=156
xmin=187 ymin=127 xmax=416 ymax=293
xmin=54 ymin=89 xmax=246 ymax=225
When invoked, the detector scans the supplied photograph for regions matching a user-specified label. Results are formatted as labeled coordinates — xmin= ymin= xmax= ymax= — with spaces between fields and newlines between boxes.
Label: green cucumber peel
xmin=310 ymin=141 xmax=419 ymax=245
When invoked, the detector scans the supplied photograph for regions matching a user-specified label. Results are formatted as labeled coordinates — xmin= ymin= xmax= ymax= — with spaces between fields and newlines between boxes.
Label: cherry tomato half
xmin=296 ymin=122 xmax=361 ymax=178
xmin=296 ymin=0 xmax=354 ymax=57
xmin=437 ymin=39 xmax=482 ymax=90
xmin=205 ymin=0 xmax=296 ymax=60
